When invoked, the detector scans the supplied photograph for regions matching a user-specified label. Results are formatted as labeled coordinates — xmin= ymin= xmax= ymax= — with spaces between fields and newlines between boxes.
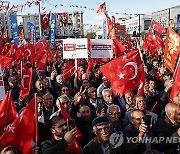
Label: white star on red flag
xmin=118 ymin=72 xmax=125 ymax=79
xmin=7 ymin=125 xmax=15 ymax=133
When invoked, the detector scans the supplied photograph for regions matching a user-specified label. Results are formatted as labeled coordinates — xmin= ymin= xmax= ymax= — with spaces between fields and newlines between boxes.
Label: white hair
xmin=56 ymin=95 xmax=70 ymax=107
xmin=102 ymin=88 xmax=112 ymax=97
xmin=107 ymin=104 xmax=121 ymax=114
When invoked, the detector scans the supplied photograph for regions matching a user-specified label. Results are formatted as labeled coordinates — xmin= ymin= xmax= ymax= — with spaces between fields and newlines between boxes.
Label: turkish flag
xmin=5 ymin=43 xmax=18 ymax=59
xmin=0 ymin=98 xmax=35 ymax=154
xmin=40 ymin=13 xmax=50 ymax=30
xmin=0 ymin=55 xmax=13 ymax=69
xmin=20 ymin=63 xmax=33 ymax=99
xmin=86 ymin=59 xmax=97 ymax=73
xmin=170 ymin=60 xmax=180 ymax=101
xmin=113 ymin=38 xmax=126 ymax=57
xmin=35 ymin=39 xmax=49 ymax=51
xmin=106 ymin=16 xmax=116 ymax=39
xmin=137 ymin=71 xmax=146 ymax=94
xmin=150 ymin=20 xmax=165 ymax=34
xmin=155 ymin=34 xmax=164 ymax=49
xmin=0 ymin=91 xmax=17 ymax=135
xmin=164 ymin=26 xmax=180 ymax=72
xmin=22 ymin=44 xmax=35 ymax=62
xmin=37 ymin=53 xmax=47 ymax=70
xmin=59 ymin=103 xmax=82 ymax=154
xmin=142 ymin=36 xmax=149 ymax=51
xmin=63 ymin=61 xmax=75 ymax=81
xmin=97 ymin=2 xmax=106 ymax=14
xmin=47 ymin=50 xmax=59 ymax=62
xmin=100 ymin=50 xmax=144 ymax=95
xmin=145 ymin=32 xmax=159 ymax=58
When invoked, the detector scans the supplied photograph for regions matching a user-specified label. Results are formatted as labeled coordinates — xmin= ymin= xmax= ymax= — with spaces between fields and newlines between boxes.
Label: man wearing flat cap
xmin=84 ymin=116 xmax=125 ymax=154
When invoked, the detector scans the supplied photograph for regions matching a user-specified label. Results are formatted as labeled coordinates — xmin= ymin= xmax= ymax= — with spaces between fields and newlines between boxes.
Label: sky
xmin=7 ymin=0 xmax=180 ymax=28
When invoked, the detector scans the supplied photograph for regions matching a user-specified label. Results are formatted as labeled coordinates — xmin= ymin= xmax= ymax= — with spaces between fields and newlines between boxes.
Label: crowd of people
xmin=0 ymin=37 xmax=180 ymax=154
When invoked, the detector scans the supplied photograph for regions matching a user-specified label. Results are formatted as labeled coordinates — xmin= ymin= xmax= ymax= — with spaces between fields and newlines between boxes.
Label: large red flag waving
xmin=100 ymin=50 xmax=145 ymax=95
xmin=164 ymin=26 xmax=180 ymax=72
xmin=0 ymin=98 xmax=36 ymax=154
xmin=0 ymin=91 xmax=17 ymax=135
xmin=150 ymin=20 xmax=165 ymax=34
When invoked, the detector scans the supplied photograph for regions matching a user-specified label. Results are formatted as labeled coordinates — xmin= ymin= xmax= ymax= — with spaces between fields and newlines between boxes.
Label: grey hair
xmin=107 ymin=104 xmax=121 ymax=114
xmin=56 ymin=74 xmax=64 ymax=81
xmin=87 ymin=87 xmax=96 ymax=94
xmin=102 ymin=88 xmax=112 ymax=97
xmin=56 ymin=95 xmax=70 ymax=107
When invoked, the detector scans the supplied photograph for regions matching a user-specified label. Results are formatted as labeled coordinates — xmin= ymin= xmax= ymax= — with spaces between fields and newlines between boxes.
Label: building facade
xmin=0 ymin=11 xmax=17 ymax=38
xmin=152 ymin=5 xmax=180 ymax=29
xmin=118 ymin=14 xmax=152 ymax=35
xmin=22 ymin=11 xmax=84 ymax=39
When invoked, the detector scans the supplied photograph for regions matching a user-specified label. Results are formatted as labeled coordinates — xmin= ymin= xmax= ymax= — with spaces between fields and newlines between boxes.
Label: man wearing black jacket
xmin=40 ymin=116 xmax=77 ymax=154
xmin=150 ymin=103 xmax=180 ymax=154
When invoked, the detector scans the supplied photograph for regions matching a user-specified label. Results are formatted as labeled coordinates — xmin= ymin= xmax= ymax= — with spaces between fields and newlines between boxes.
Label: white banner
xmin=90 ymin=39 xmax=113 ymax=58
xmin=0 ymin=66 xmax=5 ymax=100
xmin=63 ymin=38 xmax=88 ymax=59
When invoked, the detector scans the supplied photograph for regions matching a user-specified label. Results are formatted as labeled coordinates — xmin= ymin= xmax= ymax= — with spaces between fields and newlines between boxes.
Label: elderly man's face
xmin=125 ymin=92 xmax=134 ymax=105
xmin=43 ymin=94 xmax=53 ymax=108
xmin=131 ymin=111 xmax=145 ymax=129
xmin=88 ymin=87 xmax=97 ymax=100
xmin=95 ymin=124 xmax=110 ymax=143
xmin=108 ymin=107 xmax=121 ymax=123
xmin=104 ymin=91 xmax=114 ymax=105
xmin=135 ymin=96 xmax=146 ymax=111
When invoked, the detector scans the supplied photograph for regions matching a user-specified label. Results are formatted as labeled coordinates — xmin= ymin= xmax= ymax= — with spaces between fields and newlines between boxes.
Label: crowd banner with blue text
xmin=50 ymin=13 xmax=56 ymax=44
xmin=10 ymin=14 xmax=19 ymax=45
xmin=29 ymin=22 xmax=36 ymax=44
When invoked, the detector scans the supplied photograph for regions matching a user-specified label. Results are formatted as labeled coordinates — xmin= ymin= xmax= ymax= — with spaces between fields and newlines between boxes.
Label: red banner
xmin=164 ymin=26 xmax=180 ymax=72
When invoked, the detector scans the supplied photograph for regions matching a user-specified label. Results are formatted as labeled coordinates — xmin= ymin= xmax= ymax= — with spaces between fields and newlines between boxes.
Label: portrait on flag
xmin=57 ymin=12 xmax=68 ymax=27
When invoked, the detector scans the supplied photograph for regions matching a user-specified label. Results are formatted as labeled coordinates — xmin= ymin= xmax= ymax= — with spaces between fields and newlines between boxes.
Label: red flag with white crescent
xmin=100 ymin=50 xmax=145 ymax=95
xmin=0 ymin=98 xmax=35 ymax=154
xmin=40 ymin=13 xmax=50 ymax=30
xmin=20 ymin=63 xmax=33 ymax=99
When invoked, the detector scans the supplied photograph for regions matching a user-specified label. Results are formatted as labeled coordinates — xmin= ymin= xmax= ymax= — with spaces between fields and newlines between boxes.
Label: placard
xmin=63 ymin=38 xmax=88 ymax=59
xmin=90 ymin=39 xmax=113 ymax=58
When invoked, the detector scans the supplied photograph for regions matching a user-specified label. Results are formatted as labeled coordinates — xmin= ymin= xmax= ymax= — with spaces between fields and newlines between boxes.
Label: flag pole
xmin=38 ymin=1 xmax=42 ymax=39
xmin=173 ymin=55 xmax=180 ymax=78
xmin=34 ymin=93 xmax=39 ymax=146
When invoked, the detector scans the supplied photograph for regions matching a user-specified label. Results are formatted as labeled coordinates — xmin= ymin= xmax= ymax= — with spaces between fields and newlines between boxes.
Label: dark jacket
xmin=124 ymin=123 xmax=148 ymax=154
xmin=84 ymin=137 xmax=125 ymax=154
xmin=150 ymin=115 xmax=180 ymax=154
xmin=40 ymin=138 xmax=69 ymax=154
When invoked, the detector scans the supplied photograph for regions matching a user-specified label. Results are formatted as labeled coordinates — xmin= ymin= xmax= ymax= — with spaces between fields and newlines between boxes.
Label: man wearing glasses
xmin=124 ymin=109 xmax=151 ymax=154
xmin=84 ymin=116 xmax=125 ymax=154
